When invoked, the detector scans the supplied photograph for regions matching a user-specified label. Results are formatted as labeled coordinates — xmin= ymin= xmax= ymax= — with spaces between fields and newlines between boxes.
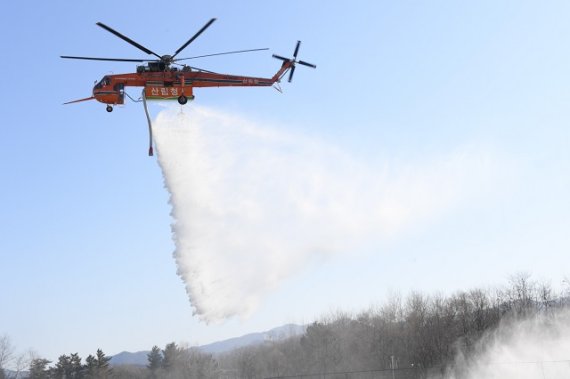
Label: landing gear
xmin=177 ymin=95 xmax=188 ymax=105
xmin=106 ymin=105 xmax=113 ymax=112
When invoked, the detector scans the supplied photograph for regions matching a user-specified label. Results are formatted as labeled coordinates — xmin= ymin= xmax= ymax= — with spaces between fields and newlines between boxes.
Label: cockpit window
xmin=94 ymin=76 xmax=110 ymax=89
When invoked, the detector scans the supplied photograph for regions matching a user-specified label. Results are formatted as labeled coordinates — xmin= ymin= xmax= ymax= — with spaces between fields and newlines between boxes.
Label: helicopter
xmin=61 ymin=18 xmax=316 ymax=110
xmin=61 ymin=18 xmax=315 ymax=155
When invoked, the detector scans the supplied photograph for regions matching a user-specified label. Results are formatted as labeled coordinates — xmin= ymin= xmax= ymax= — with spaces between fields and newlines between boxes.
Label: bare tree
xmin=236 ymin=347 xmax=260 ymax=379
xmin=12 ymin=349 xmax=36 ymax=379
xmin=507 ymin=272 xmax=536 ymax=316
xmin=0 ymin=335 xmax=14 ymax=373
xmin=381 ymin=292 xmax=404 ymax=323
xmin=562 ymin=277 xmax=570 ymax=306
xmin=109 ymin=365 xmax=147 ymax=379
xmin=300 ymin=321 xmax=342 ymax=374
xmin=183 ymin=348 xmax=220 ymax=379
xmin=537 ymin=280 xmax=555 ymax=314
xmin=468 ymin=289 xmax=492 ymax=332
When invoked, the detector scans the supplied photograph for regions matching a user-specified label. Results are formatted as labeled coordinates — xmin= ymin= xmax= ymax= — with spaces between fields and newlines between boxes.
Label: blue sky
xmin=1 ymin=0 xmax=569 ymax=364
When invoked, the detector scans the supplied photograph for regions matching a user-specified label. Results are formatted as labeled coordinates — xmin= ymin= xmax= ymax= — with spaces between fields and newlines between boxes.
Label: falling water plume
xmin=154 ymin=106 xmax=499 ymax=322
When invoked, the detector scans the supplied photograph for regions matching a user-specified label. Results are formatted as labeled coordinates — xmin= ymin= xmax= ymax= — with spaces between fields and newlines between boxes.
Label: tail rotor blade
xmin=288 ymin=65 xmax=296 ymax=82
xmin=272 ymin=54 xmax=290 ymax=62
xmin=298 ymin=60 xmax=317 ymax=69
xmin=293 ymin=40 xmax=301 ymax=59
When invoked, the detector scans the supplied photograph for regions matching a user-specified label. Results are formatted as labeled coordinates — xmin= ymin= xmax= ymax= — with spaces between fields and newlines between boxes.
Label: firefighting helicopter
xmin=61 ymin=18 xmax=316 ymax=155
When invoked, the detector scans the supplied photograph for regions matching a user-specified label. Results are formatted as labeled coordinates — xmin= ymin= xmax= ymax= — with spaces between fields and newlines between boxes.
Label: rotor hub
xmin=161 ymin=55 xmax=173 ymax=64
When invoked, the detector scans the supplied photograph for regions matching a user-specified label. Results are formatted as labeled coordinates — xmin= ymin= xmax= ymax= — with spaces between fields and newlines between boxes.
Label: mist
xmin=443 ymin=309 xmax=570 ymax=379
xmin=153 ymin=106 xmax=500 ymax=322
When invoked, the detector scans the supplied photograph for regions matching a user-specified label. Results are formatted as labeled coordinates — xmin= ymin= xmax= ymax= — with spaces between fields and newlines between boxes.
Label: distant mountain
xmin=3 ymin=368 xmax=27 ymax=379
xmin=110 ymin=324 xmax=306 ymax=366
xmin=110 ymin=350 xmax=150 ymax=366
xmin=200 ymin=323 xmax=306 ymax=354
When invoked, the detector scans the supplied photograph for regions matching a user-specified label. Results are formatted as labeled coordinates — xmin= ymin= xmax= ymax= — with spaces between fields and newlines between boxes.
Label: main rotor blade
xmin=298 ymin=60 xmax=317 ymax=69
xmin=61 ymin=55 xmax=147 ymax=62
xmin=175 ymin=48 xmax=269 ymax=61
xmin=96 ymin=22 xmax=162 ymax=59
xmin=293 ymin=41 xmax=301 ymax=59
xmin=172 ymin=18 xmax=217 ymax=59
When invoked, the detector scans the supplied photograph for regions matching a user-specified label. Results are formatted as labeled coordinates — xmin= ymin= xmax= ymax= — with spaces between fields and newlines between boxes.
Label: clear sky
xmin=1 ymin=0 xmax=569 ymax=364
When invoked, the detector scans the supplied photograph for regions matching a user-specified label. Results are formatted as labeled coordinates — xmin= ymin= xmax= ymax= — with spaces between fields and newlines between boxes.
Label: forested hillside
xmin=3 ymin=274 xmax=569 ymax=379
xmin=216 ymin=274 xmax=569 ymax=379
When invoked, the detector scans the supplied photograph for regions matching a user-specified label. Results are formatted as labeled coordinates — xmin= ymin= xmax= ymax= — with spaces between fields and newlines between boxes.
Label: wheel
xmin=177 ymin=95 xmax=188 ymax=105
xmin=106 ymin=105 xmax=113 ymax=112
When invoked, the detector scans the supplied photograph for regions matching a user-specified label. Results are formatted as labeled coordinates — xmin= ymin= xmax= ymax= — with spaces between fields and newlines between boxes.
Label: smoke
xmin=443 ymin=309 xmax=570 ymax=379
xmin=153 ymin=105 xmax=499 ymax=322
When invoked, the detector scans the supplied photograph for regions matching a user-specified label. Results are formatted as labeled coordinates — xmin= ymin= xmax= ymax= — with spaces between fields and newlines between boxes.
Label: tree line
xmin=220 ymin=273 xmax=570 ymax=378
xmin=0 ymin=348 xmax=111 ymax=379
xmin=2 ymin=273 xmax=569 ymax=379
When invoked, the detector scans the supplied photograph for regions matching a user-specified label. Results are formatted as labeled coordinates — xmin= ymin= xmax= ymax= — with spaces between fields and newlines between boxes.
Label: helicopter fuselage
xmin=92 ymin=62 xmax=290 ymax=105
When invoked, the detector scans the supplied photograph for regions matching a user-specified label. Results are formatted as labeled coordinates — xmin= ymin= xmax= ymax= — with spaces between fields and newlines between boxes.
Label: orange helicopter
xmin=61 ymin=18 xmax=316 ymax=155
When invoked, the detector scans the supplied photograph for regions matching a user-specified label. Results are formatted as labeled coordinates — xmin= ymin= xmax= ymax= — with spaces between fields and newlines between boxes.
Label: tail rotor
xmin=272 ymin=41 xmax=316 ymax=82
